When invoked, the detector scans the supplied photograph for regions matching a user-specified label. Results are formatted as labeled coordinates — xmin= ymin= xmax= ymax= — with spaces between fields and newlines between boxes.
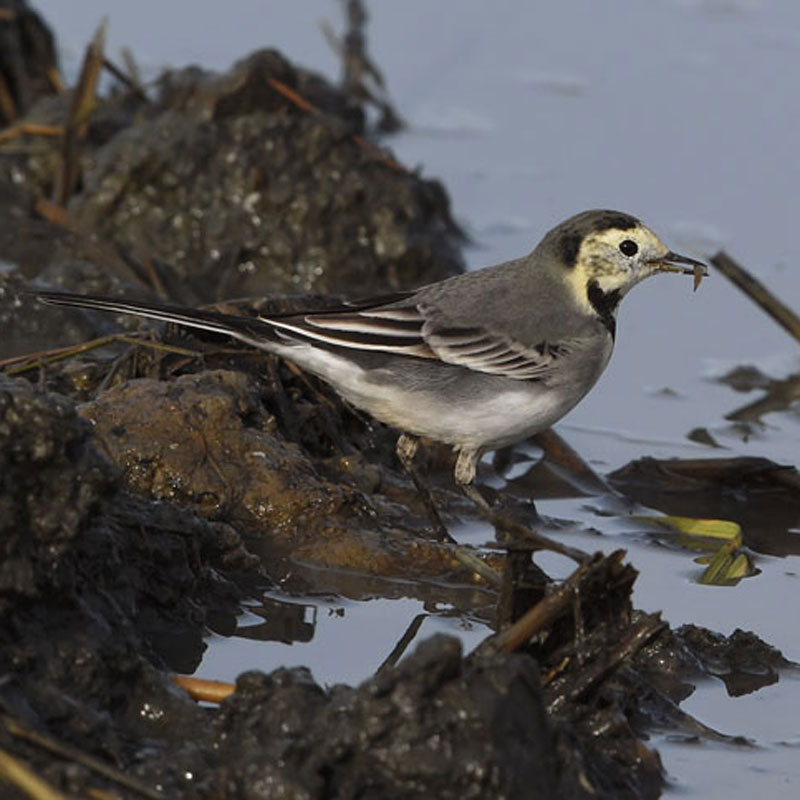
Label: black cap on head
xmin=545 ymin=209 xmax=641 ymax=268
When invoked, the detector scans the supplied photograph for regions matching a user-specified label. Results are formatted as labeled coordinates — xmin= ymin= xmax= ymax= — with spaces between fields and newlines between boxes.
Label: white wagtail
xmin=36 ymin=209 xmax=705 ymax=500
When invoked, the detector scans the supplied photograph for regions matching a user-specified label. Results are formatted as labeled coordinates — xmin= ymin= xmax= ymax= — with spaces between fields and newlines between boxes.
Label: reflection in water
xmin=375 ymin=613 xmax=427 ymax=674
xmin=725 ymin=371 xmax=800 ymax=423
xmin=236 ymin=597 xmax=316 ymax=645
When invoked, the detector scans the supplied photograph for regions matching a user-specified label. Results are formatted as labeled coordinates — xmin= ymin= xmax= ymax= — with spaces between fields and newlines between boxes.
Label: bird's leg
xmin=457 ymin=448 xmax=539 ymax=519
xmin=455 ymin=448 xmax=539 ymax=625
xmin=455 ymin=447 xmax=493 ymax=515
xmin=456 ymin=447 xmax=587 ymax=565
xmin=397 ymin=437 xmax=502 ymax=585
xmin=395 ymin=433 xmax=455 ymax=544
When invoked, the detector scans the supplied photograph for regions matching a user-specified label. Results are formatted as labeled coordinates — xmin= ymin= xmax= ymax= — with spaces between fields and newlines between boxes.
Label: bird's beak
xmin=650 ymin=251 xmax=708 ymax=290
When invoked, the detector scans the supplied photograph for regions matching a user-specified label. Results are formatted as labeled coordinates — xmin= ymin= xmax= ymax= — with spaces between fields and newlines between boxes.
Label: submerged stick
xmin=463 ymin=481 xmax=588 ymax=566
xmin=533 ymin=428 xmax=613 ymax=495
xmin=711 ymin=251 xmax=800 ymax=344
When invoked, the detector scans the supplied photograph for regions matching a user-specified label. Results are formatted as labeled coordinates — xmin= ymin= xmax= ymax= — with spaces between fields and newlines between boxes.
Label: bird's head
xmin=539 ymin=209 xmax=706 ymax=319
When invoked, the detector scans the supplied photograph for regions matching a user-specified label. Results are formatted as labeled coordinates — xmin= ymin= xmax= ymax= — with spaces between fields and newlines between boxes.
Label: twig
xmin=462 ymin=481 xmax=588 ymax=564
xmin=46 ymin=66 xmax=65 ymax=93
xmin=533 ymin=428 xmax=613 ymax=495
xmin=102 ymin=56 xmax=149 ymax=102
xmin=2 ymin=715 xmax=164 ymax=800
xmin=487 ymin=561 xmax=589 ymax=654
xmin=0 ymin=73 xmax=16 ymax=122
xmin=711 ymin=250 xmax=800 ymax=344
xmin=446 ymin=542 xmax=503 ymax=587
xmin=495 ymin=539 xmax=548 ymax=631
xmin=266 ymin=75 xmax=406 ymax=172
xmin=321 ymin=0 xmax=403 ymax=132
xmin=284 ymin=361 xmax=339 ymax=411
xmin=52 ymin=19 xmax=107 ymax=205
xmin=478 ymin=550 xmax=625 ymax=655
xmin=0 ymin=747 xmax=67 ymax=800
xmin=376 ymin=613 xmax=427 ymax=674
xmin=562 ymin=614 xmax=666 ymax=705
xmin=266 ymin=76 xmax=315 ymax=113
xmin=173 ymin=675 xmax=235 ymax=704
xmin=121 ymin=47 xmax=142 ymax=89
xmin=0 ymin=122 xmax=62 ymax=145
xmin=35 ymin=197 xmax=154 ymax=289
xmin=1 ymin=332 xmax=199 ymax=375
xmin=137 ymin=249 xmax=168 ymax=299
xmin=0 ymin=334 xmax=125 ymax=372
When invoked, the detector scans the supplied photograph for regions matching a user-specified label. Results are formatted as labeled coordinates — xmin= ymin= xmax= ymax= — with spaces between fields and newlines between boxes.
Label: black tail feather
xmin=35 ymin=291 xmax=280 ymax=349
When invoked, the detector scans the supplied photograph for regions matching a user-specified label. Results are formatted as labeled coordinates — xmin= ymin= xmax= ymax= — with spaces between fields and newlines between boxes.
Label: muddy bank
xmin=1 ymin=40 xmax=463 ymax=306
xmin=0 ymin=377 xmax=784 ymax=798
xmin=0 ymin=4 xmax=795 ymax=799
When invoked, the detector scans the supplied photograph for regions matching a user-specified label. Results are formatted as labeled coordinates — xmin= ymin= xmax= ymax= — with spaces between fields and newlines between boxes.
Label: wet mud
xmin=0 ymin=4 xmax=795 ymax=799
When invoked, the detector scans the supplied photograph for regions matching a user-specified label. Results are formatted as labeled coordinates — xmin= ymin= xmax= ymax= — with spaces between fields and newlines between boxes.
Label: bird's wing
xmin=263 ymin=302 xmax=436 ymax=357
xmin=35 ymin=290 xmax=566 ymax=382
xmin=266 ymin=299 xmax=564 ymax=381
xmin=421 ymin=323 xmax=566 ymax=380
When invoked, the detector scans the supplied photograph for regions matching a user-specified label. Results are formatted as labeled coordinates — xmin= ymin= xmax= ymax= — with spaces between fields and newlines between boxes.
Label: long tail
xmin=35 ymin=291 xmax=280 ymax=349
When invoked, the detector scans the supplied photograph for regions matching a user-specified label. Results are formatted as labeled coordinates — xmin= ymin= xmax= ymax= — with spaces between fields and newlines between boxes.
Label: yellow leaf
xmin=656 ymin=516 xmax=742 ymax=542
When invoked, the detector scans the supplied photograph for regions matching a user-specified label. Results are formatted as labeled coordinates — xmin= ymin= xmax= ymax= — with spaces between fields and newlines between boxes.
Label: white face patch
xmin=563 ymin=223 xmax=671 ymax=313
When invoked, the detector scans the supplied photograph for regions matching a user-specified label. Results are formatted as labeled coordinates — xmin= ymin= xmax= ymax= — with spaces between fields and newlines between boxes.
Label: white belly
xmin=271 ymin=340 xmax=604 ymax=452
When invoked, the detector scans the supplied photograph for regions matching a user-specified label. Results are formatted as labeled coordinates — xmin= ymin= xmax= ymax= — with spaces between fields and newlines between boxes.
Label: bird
xmin=36 ymin=209 xmax=706 ymax=505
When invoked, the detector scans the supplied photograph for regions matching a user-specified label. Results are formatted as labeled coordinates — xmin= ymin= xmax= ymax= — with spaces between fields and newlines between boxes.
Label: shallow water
xmin=36 ymin=0 xmax=800 ymax=795
xmin=200 ymin=594 xmax=488 ymax=688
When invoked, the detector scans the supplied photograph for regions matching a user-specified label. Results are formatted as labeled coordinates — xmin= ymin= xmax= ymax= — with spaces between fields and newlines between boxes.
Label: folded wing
xmin=267 ymin=299 xmax=561 ymax=381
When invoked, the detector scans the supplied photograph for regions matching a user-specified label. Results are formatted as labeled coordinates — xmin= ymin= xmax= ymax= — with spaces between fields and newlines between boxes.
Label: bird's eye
xmin=619 ymin=239 xmax=638 ymax=257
